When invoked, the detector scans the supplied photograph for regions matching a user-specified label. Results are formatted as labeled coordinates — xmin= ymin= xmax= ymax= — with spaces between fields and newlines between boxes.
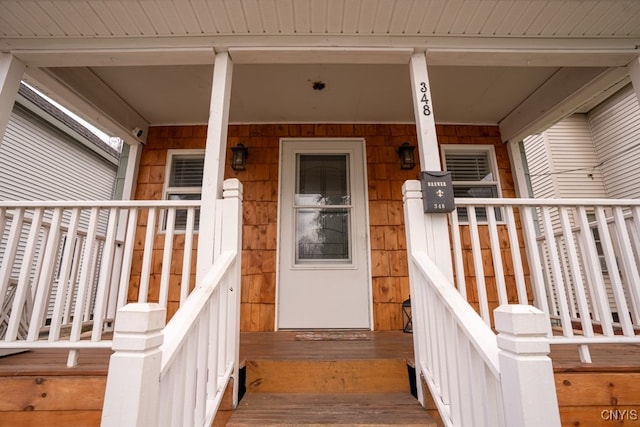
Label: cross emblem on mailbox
xmin=436 ymin=189 xmax=444 ymax=198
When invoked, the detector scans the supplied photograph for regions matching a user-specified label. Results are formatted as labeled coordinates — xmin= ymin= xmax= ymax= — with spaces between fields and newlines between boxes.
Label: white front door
xmin=277 ymin=139 xmax=371 ymax=329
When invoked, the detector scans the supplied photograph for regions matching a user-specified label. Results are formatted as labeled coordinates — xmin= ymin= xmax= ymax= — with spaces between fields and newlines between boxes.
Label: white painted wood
xmin=28 ymin=208 xmax=63 ymax=341
xmin=228 ymin=47 xmax=413 ymax=64
xmin=0 ymin=54 xmax=24 ymax=140
xmin=450 ymin=209 xmax=467 ymax=298
xmin=159 ymin=208 xmax=176 ymax=308
xmin=505 ymin=206 xmax=528 ymax=304
xmin=468 ymin=205 xmax=490 ymax=325
xmin=500 ymin=67 xmax=629 ymax=144
xmin=138 ymin=208 xmax=157 ymax=303
xmin=91 ymin=208 xmax=120 ymax=341
xmin=116 ymin=208 xmax=139 ymax=310
xmin=67 ymin=207 xmax=100 ymax=367
xmin=595 ymin=207 xmax=634 ymax=335
xmin=0 ymin=208 xmax=25 ymax=327
xmin=197 ymin=52 xmax=232 ymax=281
xmin=277 ymin=139 xmax=371 ymax=329
xmin=101 ymin=303 xmax=165 ymax=427
xmin=612 ymin=207 xmax=640 ymax=324
xmin=495 ymin=305 xmax=561 ymax=427
xmin=181 ymin=208 xmax=196 ymax=305
xmin=487 ymin=204 xmax=508 ymax=306
xmin=6 ymin=208 xmax=44 ymax=341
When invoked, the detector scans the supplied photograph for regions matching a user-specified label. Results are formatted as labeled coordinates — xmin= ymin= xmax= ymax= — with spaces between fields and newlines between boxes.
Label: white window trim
xmin=162 ymin=149 xmax=205 ymax=233
xmin=440 ymin=144 xmax=503 ymax=223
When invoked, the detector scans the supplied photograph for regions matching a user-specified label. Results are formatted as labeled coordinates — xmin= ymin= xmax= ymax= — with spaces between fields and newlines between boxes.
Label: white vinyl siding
xmin=588 ymin=84 xmax=640 ymax=200
xmin=0 ymin=104 xmax=117 ymax=202
xmin=523 ymin=133 xmax=556 ymax=199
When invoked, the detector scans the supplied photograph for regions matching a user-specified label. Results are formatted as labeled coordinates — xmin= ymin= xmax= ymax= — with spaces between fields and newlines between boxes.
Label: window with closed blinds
xmin=164 ymin=151 xmax=204 ymax=230
xmin=442 ymin=146 xmax=501 ymax=222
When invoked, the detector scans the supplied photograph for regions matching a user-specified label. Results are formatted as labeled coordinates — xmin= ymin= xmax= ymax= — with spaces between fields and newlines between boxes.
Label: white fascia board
xmin=2 ymin=34 xmax=639 ymax=66
xmin=228 ymin=47 xmax=413 ymax=64
xmin=499 ymin=67 xmax=629 ymax=144
xmin=24 ymin=67 xmax=148 ymax=146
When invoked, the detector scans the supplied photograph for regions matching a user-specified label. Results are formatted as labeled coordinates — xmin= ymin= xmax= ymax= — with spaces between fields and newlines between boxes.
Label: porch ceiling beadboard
xmin=1 ymin=0 xmax=640 ymax=38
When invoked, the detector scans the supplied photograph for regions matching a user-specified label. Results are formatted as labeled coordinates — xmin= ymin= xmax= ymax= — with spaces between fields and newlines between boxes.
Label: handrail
xmin=160 ymin=250 xmax=235 ymax=371
xmin=410 ymin=250 xmax=500 ymax=376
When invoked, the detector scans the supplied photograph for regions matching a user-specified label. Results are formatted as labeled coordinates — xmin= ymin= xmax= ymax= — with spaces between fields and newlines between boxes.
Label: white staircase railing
xmin=403 ymin=180 xmax=561 ymax=427
xmin=452 ymin=198 xmax=640 ymax=362
xmin=101 ymin=178 xmax=243 ymax=427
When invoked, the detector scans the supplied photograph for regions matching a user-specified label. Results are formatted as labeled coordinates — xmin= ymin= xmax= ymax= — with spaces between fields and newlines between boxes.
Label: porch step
xmin=245 ymin=359 xmax=411 ymax=394
xmin=227 ymin=393 xmax=437 ymax=427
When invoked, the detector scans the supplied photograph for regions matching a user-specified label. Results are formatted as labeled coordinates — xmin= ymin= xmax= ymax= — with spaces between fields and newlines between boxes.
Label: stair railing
xmin=101 ymin=179 xmax=243 ymax=427
xmin=403 ymin=180 xmax=561 ymax=427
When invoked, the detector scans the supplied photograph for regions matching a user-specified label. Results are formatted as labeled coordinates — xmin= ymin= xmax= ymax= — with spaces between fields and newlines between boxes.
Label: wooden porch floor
xmin=1 ymin=332 xmax=640 ymax=376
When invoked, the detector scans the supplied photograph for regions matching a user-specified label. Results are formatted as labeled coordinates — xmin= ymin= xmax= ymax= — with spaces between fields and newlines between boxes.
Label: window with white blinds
xmin=164 ymin=150 xmax=204 ymax=230
xmin=441 ymin=145 xmax=501 ymax=222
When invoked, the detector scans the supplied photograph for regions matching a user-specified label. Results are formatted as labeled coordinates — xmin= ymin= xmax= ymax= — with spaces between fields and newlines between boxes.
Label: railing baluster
xmin=116 ymin=208 xmax=138 ymax=309
xmin=139 ymin=207 xmax=157 ymax=303
xmin=487 ymin=203 xmax=508 ymax=305
xmin=559 ymin=207 xmax=593 ymax=362
xmin=91 ymin=208 xmax=120 ymax=341
xmin=49 ymin=208 xmax=81 ymax=340
xmin=468 ymin=205 xmax=490 ymax=324
xmin=181 ymin=207 xmax=196 ymax=304
xmin=520 ymin=207 xmax=551 ymax=322
xmin=68 ymin=207 xmax=100 ymax=367
xmin=0 ymin=208 xmax=25 ymax=339
xmin=159 ymin=208 xmax=176 ymax=307
xmin=612 ymin=207 xmax=640 ymax=326
xmin=449 ymin=210 xmax=467 ymax=298
xmin=29 ymin=208 xmax=63 ymax=341
xmin=541 ymin=206 xmax=574 ymax=338
xmin=505 ymin=206 xmax=528 ymax=304
xmin=6 ymin=208 xmax=44 ymax=341
xmin=595 ymin=207 xmax=634 ymax=335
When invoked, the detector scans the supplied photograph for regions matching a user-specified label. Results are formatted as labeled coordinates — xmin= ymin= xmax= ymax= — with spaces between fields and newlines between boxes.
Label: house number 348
xmin=419 ymin=82 xmax=432 ymax=116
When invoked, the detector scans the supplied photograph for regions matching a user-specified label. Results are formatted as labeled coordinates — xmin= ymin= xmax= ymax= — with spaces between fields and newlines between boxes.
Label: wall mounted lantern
xmin=231 ymin=143 xmax=248 ymax=171
xmin=398 ymin=142 xmax=416 ymax=170
xmin=402 ymin=297 xmax=412 ymax=333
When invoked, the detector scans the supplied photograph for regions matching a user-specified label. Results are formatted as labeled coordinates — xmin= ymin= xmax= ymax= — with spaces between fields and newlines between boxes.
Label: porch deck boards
xmin=1 ymin=332 xmax=640 ymax=376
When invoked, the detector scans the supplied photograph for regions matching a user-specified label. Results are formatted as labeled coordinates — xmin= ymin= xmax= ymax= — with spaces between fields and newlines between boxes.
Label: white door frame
xmin=275 ymin=138 xmax=373 ymax=330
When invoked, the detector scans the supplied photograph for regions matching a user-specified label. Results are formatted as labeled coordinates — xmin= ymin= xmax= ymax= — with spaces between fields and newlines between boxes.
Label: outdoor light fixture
xmin=402 ymin=297 xmax=412 ymax=333
xmin=398 ymin=142 xmax=416 ymax=170
xmin=231 ymin=143 xmax=248 ymax=171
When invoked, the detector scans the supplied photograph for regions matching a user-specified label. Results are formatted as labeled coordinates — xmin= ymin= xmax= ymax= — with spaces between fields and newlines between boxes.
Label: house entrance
xmin=277 ymin=139 xmax=371 ymax=329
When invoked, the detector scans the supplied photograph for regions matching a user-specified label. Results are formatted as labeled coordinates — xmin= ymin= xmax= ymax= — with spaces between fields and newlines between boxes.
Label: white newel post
xmin=495 ymin=305 xmax=561 ymax=427
xmin=101 ymin=303 xmax=166 ymax=427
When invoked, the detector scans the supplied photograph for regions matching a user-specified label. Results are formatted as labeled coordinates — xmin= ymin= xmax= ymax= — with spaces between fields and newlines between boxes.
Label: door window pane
xmin=295 ymin=155 xmax=350 ymax=206
xmin=296 ymin=208 xmax=350 ymax=261
xmin=294 ymin=154 xmax=352 ymax=264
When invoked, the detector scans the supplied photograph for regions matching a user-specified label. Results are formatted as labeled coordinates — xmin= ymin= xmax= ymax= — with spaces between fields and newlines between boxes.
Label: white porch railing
xmin=452 ymin=198 xmax=640 ymax=362
xmin=101 ymin=179 xmax=243 ymax=427
xmin=0 ymin=198 xmax=200 ymax=365
xmin=403 ymin=181 xmax=561 ymax=427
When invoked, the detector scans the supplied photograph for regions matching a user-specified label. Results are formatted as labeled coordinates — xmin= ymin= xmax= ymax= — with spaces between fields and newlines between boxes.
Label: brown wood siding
xmin=133 ymin=124 xmax=514 ymax=331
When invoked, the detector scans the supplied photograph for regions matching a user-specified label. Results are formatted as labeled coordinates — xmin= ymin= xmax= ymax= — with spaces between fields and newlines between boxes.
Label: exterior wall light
xmin=398 ymin=142 xmax=416 ymax=170
xmin=231 ymin=143 xmax=248 ymax=171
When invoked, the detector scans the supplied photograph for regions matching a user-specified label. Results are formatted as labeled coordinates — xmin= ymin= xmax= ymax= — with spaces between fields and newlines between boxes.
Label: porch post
xmin=629 ymin=56 xmax=640 ymax=104
xmin=197 ymin=52 xmax=233 ymax=280
xmin=495 ymin=305 xmax=561 ymax=427
xmin=0 ymin=54 xmax=25 ymax=140
xmin=408 ymin=52 xmax=454 ymax=280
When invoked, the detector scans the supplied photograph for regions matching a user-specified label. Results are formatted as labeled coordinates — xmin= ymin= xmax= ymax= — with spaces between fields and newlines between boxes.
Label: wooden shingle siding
xmin=137 ymin=123 xmax=514 ymax=331
xmin=589 ymin=85 xmax=640 ymax=199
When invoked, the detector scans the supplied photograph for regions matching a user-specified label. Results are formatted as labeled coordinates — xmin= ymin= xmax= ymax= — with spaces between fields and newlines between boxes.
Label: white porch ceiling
xmin=1 ymin=0 xmax=639 ymax=142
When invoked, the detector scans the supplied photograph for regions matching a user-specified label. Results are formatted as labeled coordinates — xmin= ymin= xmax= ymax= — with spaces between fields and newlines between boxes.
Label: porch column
xmin=408 ymin=52 xmax=454 ymax=281
xmin=629 ymin=56 xmax=640 ymax=104
xmin=197 ymin=52 xmax=233 ymax=280
xmin=0 ymin=53 xmax=25 ymax=140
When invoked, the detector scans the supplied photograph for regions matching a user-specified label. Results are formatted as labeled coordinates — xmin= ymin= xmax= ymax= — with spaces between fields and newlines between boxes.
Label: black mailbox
xmin=420 ymin=171 xmax=455 ymax=213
